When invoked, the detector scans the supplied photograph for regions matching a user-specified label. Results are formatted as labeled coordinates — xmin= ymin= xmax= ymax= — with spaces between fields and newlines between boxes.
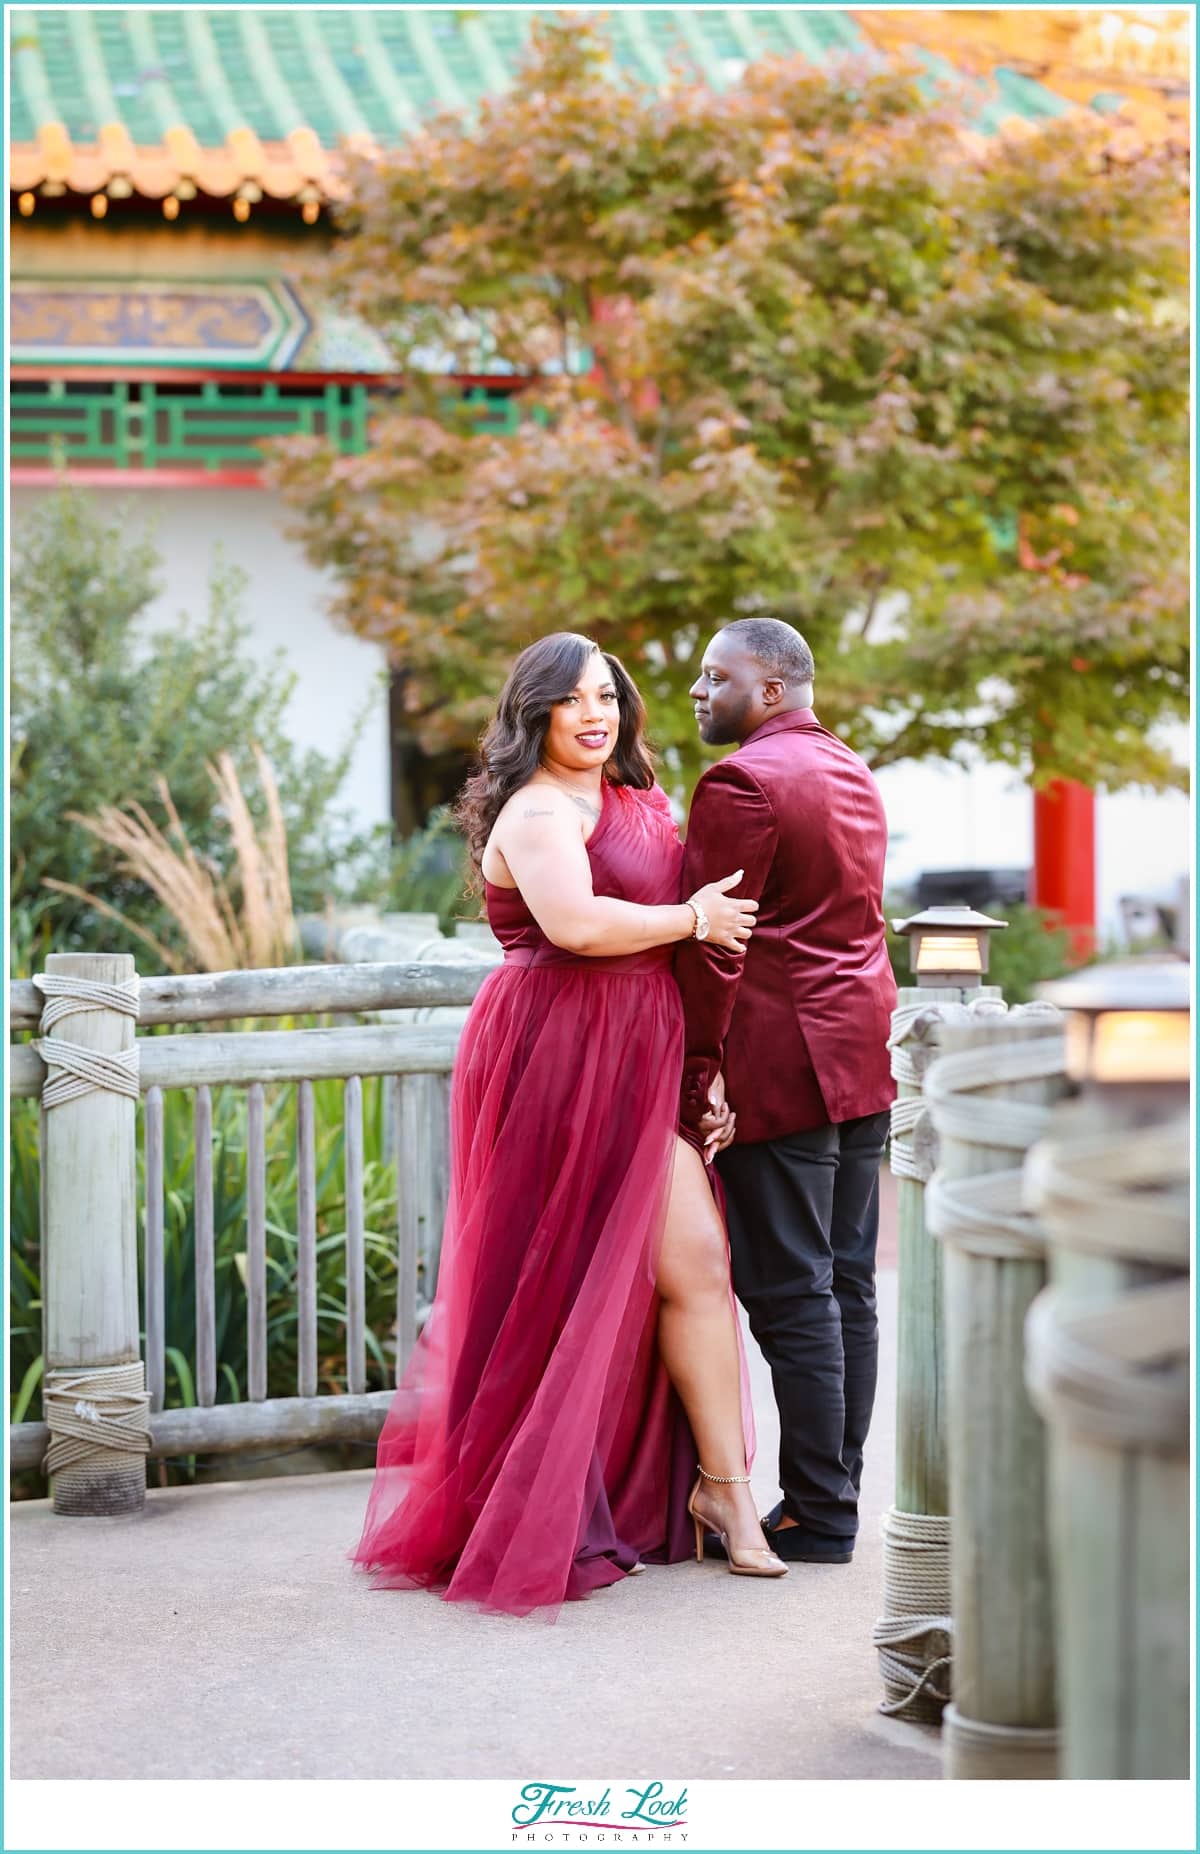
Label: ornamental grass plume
xmin=46 ymin=749 xmax=297 ymax=973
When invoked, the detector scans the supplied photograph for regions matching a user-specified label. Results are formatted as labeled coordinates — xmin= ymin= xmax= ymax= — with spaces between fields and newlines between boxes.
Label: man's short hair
xmin=720 ymin=618 xmax=815 ymax=689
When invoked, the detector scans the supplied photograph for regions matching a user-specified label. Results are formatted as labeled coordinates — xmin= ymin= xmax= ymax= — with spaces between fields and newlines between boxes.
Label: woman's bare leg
xmin=656 ymin=1136 xmax=774 ymax=1555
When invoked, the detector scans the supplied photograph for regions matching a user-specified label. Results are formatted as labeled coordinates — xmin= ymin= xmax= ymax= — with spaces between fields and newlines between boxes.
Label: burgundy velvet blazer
xmin=676 ymin=708 xmax=897 ymax=1147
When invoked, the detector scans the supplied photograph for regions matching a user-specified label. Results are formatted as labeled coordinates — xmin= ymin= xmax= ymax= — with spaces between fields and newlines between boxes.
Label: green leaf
xmin=11 ymin=1355 xmax=44 ymax=1425
xmin=165 ymin=1347 xmax=197 ymax=1411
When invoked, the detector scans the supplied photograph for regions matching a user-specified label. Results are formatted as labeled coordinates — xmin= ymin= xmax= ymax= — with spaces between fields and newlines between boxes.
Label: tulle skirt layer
xmin=352 ymin=954 xmax=701 ymax=1616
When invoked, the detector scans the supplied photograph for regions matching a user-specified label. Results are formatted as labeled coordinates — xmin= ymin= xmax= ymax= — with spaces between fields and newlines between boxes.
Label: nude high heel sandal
xmin=688 ymin=1466 xmax=789 ymax=1578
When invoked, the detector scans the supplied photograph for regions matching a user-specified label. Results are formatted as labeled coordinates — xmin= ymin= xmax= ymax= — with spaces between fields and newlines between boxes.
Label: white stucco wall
xmin=11 ymin=484 xmax=391 ymax=836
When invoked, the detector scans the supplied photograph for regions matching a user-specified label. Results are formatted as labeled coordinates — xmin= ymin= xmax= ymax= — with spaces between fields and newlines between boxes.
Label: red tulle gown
xmin=353 ymin=779 xmax=749 ymax=1615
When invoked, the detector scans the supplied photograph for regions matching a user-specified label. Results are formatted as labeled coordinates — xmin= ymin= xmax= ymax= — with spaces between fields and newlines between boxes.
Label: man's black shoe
xmin=762 ymin=1525 xmax=855 ymax=1564
xmin=754 ymin=1502 xmax=855 ymax=1563
xmin=702 ymin=1518 xmax=855 ymax=1565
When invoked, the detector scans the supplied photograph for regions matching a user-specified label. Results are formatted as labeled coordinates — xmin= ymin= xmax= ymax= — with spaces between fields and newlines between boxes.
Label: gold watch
xmin=686 ymin=896 xmax=711 ymax=941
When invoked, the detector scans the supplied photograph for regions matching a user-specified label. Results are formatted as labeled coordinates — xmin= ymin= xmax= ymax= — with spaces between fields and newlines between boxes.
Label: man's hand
xmin=699 ymin=1073 xmax=737 ymax=1163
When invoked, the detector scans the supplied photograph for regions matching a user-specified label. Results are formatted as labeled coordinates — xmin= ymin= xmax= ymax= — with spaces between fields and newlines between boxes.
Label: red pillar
xmin=1032 ymin=778 xmax=1096 ymax=959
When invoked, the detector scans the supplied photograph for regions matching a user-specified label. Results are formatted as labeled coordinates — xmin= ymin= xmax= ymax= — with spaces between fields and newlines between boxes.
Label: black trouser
xmin=717 ymin=1111 xmax=890 ymax=1541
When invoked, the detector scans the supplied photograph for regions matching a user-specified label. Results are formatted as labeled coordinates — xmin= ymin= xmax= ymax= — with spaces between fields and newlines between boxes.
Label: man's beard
xmin=699 ymin=695 xmax=754 ymax=747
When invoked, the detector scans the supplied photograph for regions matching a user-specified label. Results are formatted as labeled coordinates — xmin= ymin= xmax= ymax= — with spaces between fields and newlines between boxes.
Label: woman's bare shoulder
xmin=494 ymin=782 xmax=577 ymax=828
xmin=491 ymin=786 xmax=589 ymax=856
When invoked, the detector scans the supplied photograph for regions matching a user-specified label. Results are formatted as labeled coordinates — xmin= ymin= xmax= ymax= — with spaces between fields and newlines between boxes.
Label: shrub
xmin=361 ymin=806 xmax=473 ymax=935
xmin=10 ymin=486 xmax=376 ymax=976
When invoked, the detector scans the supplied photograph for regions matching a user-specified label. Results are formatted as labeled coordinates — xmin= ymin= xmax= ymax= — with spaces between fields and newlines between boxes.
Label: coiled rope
xmin=873 ymin=1508 xmax=952 ymax=1719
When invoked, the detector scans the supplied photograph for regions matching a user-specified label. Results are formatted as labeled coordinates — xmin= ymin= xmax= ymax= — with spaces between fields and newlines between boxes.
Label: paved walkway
xmin=10 ymin=1264 xmax=940 ymax=1781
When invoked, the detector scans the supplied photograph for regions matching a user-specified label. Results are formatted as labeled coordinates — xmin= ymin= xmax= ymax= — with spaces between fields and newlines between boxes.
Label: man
xmin=676 ymin=618 xmax=897 ymax=1564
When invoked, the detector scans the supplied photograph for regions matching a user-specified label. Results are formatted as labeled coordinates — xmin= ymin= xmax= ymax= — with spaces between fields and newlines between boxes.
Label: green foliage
xmin=271 ymin=20 xmax=1189 ymax=796
xmin=9 ymin=1048 xmax=413 ymax=1472
xmin=10 ymin=486 xmax=376 ymax=975
xmin=9 ymin=1107 xmax=43 ymax=1422
xmin=884 ymin=900 xmax=1078 ymax=1006
xmin=358 ymin=808 xmax=473 ymax=934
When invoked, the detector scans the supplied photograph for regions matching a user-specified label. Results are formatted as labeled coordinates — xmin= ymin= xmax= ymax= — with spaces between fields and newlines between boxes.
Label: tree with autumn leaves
xmin=270 ymin=19 xmax=1188 ymax=825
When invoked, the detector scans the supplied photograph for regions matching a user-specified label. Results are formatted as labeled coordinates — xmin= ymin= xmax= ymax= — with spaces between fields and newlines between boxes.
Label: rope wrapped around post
xmin=1025 ymin=1276 xmax=1190 ymax=1451
xmin=874 ymin=1510 xmax=952 ymax=1717
xmin=34 ymin=973 xmax=140 ymax=1108
xmin=875 ymin=990 xmax=1004 ymax=1722
xmin=35 ymin=960 xmax=149 ymax=1514
xmin=41 ymin=1363 xmax=151 ymax=1486
xmin=1024 ymin=1105 xmax=1190 ymax=1778
xmin=923 ymin=1007 xmax=1066 ymax=1780
xmin=1024 ymin=1122 xmax=1189 ymax=1269
xmin=1025 ymin=1117 xmax=1189 ymax=1449
xmin=887 ymin=996 xmax=1007 ymax=1182
xmin=924 ymin=1006 xmax=1064 ymax=1262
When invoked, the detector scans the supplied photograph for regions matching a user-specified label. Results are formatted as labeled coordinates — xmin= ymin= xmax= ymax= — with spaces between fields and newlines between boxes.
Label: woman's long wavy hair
xmin=456 ymin=632 xmax=656 ymax=887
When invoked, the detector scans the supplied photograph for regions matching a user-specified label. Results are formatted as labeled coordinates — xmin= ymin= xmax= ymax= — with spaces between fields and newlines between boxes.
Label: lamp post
xmin=1024 ymin=959 xmax=1190 ymax=1778
xmin=874 ymin=905 xmax=1006 ymax=1722
xmin=891 ymin=904 xmax=1008 ymax=987
xmin=1046 ymin=957 xmax=1190 ymax=1118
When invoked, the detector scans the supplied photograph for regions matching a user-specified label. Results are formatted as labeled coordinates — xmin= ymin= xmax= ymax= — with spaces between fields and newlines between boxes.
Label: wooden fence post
xmin=924 ymin=1009 xmax=1067 ymax=1778
xmin=386 ymin=1069 xmax=454 ymax=1368
xmin=1025 ymin=1095 xmax=1190 ymax=1777
xmin=875 ymin=983 xmax=1001 ymax=1722
xmin=36 ymin=953 xmax=148 ymax=1515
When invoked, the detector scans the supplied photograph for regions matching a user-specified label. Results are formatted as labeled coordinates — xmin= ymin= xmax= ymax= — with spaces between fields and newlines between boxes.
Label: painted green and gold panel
xmin=10 ymin=274 xmax=398 ymax=372
xmin=10 ymin=277 xmax=310 ymax=369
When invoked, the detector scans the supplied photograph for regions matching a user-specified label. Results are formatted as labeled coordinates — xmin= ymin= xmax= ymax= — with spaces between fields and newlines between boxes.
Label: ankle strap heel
xmin=695 ymin=1464 xmax=751 ymax=1485
xmin=687 ymin=1469 xmax=789 ymax=1578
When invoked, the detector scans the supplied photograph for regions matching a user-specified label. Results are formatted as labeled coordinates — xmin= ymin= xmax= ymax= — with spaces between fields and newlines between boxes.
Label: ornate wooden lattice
xmin=10 ymin=378 xmax=523 ymax=474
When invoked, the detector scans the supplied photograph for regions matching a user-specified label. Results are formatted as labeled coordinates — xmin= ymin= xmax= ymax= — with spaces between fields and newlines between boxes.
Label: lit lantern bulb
xmin=233 ymin=197 xmax=251 ymax=223
xmin=302 ymin=199 xmax=320 ymax=224
xmin=18 ymin=191 xmax=36 ymax=216
xmin=91 ymin=193 xmax=108 ymax=219
xmin=163 ymin=195 xmax=180 ymax=221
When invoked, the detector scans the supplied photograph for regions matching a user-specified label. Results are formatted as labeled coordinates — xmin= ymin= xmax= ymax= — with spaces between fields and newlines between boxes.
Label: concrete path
xmin=10 ymin=1266 xmax=940 ymax=1781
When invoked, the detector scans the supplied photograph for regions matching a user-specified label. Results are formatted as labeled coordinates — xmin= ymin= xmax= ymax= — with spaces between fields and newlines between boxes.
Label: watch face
xmin=696 ymin=919 xmax=710 ymax=941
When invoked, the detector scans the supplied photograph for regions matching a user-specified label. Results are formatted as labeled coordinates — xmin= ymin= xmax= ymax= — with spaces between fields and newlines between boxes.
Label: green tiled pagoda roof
xmin=10 ymin=8 xmax=871 ymax=149
xmin=12 ymin=6 xmax=1171 ymax=210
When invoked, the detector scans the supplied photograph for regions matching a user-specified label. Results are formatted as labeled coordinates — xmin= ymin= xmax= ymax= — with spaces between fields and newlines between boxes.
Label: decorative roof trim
xmin=10 ymin=123 xmax=354 ymax=205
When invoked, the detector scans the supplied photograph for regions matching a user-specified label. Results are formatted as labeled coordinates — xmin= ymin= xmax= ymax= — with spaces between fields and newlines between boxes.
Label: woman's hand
xmin=689 ymin=870 xmax=758 ymax=954
xmin=700 ymin=1072 xmax=738 ymax=1163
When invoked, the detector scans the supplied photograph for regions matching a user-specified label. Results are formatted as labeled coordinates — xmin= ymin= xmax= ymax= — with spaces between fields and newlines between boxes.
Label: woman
xmin=353 ymin=633 xmax=786 ymax=1613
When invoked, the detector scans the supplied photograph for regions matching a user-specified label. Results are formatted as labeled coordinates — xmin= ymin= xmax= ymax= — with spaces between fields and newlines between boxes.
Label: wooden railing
xmin=9 ymin=953 xmax=496 ymax=1509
